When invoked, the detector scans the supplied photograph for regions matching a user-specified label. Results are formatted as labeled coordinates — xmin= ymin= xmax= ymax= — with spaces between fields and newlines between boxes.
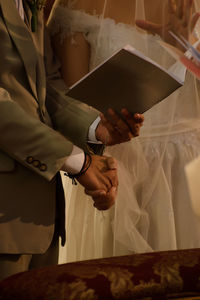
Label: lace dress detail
xmin=48 ymin=6 xmax=200 ymax=262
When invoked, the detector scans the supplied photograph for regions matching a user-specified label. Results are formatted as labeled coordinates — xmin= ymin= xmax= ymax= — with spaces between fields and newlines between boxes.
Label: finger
xmin=93 ymin=186 xmax=117 ymax=210
xmin=105 ymin=186 xmax=117 ymax=206
xmin=86 ymin=167 xmax=112 ymax=190
xmin=107 ymin=108 xmax=131 ymax=132
xmin=183 ymin=0 xmax=193 ymax=27
xmin=168 ymin=0 xmax=177 ymax=14
xmin=190 ymin=12 xmax=200 ymax=32
xmin=105 ymin=169 xmax=119 ymax=187
xmin=93 ymin=199 xmax=114 ymax=210
xmin=79 ymin=159 xmax=112 ymax=190
xmin=106 ymin=157 xmax=117 ymax=170
xmin=133 ymin=116 xmax=144 ymax=134
xmin=99 ymin=163 xmax=118 ymax=190
xmin=100 ymin=112 xmax=116 ymax=135
xmin=176 ymin=0 xmax=186 ymax=19
xmin=94 ymin=203 xmax=112 ymax=211
xmin=108 ymin=185 xmax=118 ymax=200
xmin=85 ymin=189 xmax=107 ymax=197
xmin=135 ymin=20 xmax=162 ymax=35
xmin=98 ymin=156 xmax=118 ymax=189
xmin=94 ymin=186 xmax=117 ymax=203
xmin=121 ymin=109 xmax=142 ymax=136
xmin=100 ymin=110 xmax=136 ymax=144
xmin=93 ymin=197 xmax=113 ymax=206
xmin=106 ymin=109 xmax=134 ymax=141
xmin=132 ymin=124 xmax=141 ymax=137
xmin=99 ymin=172 xmax=113 ymax=190
xmin=133 ymin=113 xmax=144 ymax=124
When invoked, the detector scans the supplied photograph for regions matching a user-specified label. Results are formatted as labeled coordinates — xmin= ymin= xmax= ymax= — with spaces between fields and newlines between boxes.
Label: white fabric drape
xmin=48 ymin=0 xmax=200 ymax=263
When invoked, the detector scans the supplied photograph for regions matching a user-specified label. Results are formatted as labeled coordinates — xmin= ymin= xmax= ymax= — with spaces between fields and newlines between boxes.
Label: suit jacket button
xmin=26 ymin=156 xmax=34 ymax=164
xmin=33 ymin=160 xmax=40 ymax=168
xmin=40 ymin=164 xmax=47 ymax=172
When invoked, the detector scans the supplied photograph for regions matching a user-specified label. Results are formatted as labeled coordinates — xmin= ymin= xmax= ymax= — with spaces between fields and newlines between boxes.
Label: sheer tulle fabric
xmin=48 ymin=0 xmax=200 ymax=263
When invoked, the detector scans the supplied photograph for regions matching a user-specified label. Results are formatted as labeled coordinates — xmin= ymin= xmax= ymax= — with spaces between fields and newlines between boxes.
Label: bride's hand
xmin=136 ymin=0 xmax=200 ymax=51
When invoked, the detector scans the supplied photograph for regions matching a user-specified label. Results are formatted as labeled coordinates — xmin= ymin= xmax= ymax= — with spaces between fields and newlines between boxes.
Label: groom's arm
xmin=44 ymin=26 xmax=104 ymax=154
xmin=0 ymin=87 xmax=117 ymax=210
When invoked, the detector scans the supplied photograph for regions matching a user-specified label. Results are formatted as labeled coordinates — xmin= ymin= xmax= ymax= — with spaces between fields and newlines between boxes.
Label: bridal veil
xmin=48 ymin=0 xmax=200 ymax=263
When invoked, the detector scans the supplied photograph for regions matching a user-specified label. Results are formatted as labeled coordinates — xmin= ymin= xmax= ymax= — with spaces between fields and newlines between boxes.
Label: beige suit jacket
xmin=0 ymin=0 xmax=99 ymax=254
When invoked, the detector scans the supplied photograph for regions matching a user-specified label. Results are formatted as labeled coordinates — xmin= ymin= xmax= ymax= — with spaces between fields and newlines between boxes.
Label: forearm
xmin=46 ymin=80 xmax=100 ymax=151
xmin=45 ymin=26 xmax=100 ymax=151
xmin=54 ymin=32 xmax=90 ymax=86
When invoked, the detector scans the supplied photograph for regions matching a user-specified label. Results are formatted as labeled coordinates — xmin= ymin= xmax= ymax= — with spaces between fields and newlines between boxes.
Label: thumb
xmin=191 ymin=12 xmax=200 ymax=33
xmin=136 ymin=19 xmax=162 ymax=35
xmin=107 ymin=186 xmax=117 ymax=205
xmin=106 ymin=157 xmax=117 ymax=170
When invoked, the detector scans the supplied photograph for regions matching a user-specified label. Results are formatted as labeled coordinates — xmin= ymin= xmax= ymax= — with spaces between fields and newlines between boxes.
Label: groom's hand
xmin=95 ymin=108 xmax=144 ymax=146
xmin=77 ymin=155 xmax=118 ymax=210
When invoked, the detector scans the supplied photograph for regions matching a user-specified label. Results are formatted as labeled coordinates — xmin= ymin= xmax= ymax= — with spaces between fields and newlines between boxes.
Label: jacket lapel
xmin=1 ymin=0 xmax=38 ymax=100
xmin=23 ymin=1 xmax=46 ymax=110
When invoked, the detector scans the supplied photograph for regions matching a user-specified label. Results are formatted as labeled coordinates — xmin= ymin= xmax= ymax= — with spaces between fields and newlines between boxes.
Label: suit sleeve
xmin=44 ymin=26 xmax=103 ymax=153
xmin=0 ymin=88 xmax=75 ymax=181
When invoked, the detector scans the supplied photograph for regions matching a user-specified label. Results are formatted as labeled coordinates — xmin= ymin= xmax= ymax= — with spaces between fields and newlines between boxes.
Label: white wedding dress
xmin=48 ymin=3 xmax=200 ymax=263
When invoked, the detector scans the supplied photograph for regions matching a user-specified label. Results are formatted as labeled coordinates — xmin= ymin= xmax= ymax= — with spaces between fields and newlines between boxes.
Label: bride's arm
xmin=47 ymin=0 xmax=103 ymax=87
xmin=52 ymin=32 xmax=90 ymax=86
xmin=136 ymin=0 xmax=199 ymax=51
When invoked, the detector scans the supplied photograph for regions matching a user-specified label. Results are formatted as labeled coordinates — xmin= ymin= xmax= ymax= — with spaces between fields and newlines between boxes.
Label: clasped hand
xmin=77 ymin=154 xmax=118 ymax=210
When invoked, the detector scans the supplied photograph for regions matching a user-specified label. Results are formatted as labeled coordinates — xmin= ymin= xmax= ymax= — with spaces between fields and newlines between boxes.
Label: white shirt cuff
xmin=62 ymin=145 xmax=85 ymax=174
xmin=88 ymin=116 xmax=102 ymax=144
xmin=62 ymin=117 xmax=102 ymax=174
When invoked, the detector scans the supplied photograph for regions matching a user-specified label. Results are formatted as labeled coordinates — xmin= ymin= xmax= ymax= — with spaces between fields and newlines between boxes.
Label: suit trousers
xmin=0 ymin=222 xmax=59 ymax=281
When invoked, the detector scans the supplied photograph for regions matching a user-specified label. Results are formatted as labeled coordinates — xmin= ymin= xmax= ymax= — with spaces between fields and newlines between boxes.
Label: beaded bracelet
xmin=64 ymin=152 xmax=92 ymax=185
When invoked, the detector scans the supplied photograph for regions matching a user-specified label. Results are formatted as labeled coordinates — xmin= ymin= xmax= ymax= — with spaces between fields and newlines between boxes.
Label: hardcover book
xmin=67 ymin=44 xmax=183 ymax=114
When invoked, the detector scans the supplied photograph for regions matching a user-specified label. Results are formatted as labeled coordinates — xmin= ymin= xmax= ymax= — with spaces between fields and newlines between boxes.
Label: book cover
xmin=67 ymin=44 xmax=183 ymax=114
